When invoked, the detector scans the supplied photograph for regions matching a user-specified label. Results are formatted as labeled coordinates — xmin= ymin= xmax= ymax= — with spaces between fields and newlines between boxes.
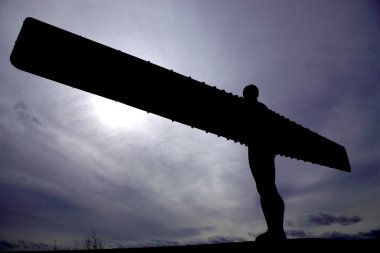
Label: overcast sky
xmin=1 ymin=0 xmax=380 ymax=249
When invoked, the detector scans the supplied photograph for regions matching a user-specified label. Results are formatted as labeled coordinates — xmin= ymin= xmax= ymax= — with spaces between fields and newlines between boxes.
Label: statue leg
xmin=248 ymin=146 xmax=286 ymax=241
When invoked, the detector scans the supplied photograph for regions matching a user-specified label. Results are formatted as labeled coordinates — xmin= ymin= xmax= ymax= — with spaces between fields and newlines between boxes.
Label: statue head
xmin=243 ymin=84 xmax=259 ymax=101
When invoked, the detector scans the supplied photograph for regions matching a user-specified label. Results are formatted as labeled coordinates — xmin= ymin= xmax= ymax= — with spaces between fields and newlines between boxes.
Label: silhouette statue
xmin=243 ymin=85 xmax=286 ymax=241
xmin=11 ymin=18 xmax=351 ymax=242
xmin=10 ymin=17 xmax=351 ymax=173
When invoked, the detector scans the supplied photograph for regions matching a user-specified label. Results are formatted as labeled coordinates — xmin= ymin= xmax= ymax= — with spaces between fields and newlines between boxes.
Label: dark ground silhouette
xmin=8 ymin=240 xmax=379 ymax=253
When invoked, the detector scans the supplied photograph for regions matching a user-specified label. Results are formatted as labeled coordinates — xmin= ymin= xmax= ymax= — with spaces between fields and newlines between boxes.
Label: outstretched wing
xmin=10 ymin=17 xmax=351 ymax=172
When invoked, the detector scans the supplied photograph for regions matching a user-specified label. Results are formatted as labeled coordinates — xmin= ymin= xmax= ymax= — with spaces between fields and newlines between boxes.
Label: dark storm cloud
xmin=320 ymin=231 xmax=356 ymax=240
xmin=306 ymin=212 xmax=361 ymax=226
xmin=358 ymin=229 xmax=380 ymax=240
xmin=119 ymin=239 xmax=181 ymax=248
xmin=284 ymin=212 xmax=363 ymax=235
xmin=285 ymin=230 xmax=310 ymax=239
xmin=320 ymin=230 xmax=380 ymax=240
xmin=287 ymin=228 xmax=380 ymax=240
xmin=205 ymin=235 xmax=246 ymax=244
xmin=0 ymin=240 xmax=51 ymax=252
xmin=0 ymin=180 xmax=87 ymax=228
xmin=0 ymin=241 xmax=16 ymax=251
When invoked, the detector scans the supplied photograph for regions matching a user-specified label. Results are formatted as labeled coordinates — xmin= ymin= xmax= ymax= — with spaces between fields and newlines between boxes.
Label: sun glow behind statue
xmin=92 ymin=96 xmax=147 ymax=129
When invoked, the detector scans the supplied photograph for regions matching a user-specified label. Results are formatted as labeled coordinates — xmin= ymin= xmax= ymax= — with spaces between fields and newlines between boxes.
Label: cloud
xmin=319 ymin=230 xmax=380 ymax=240
xmin=117 ymin=235 xmax=246 ymax=249
xmin=1 ymin=235 xmax=245 ymax=251
xmin=13 ymin=101 xmax=42 ymax=127
xmin=205 ymin=235 xmax=246 ymax=244
xmin=358 ymin=229 xmax=380 ymax=240
xmin=0 ymin=240 xmax=52 ymax=252
xmin=287 ymin=228 xmax=380 ymax=240
xmin=320 ymin=231 xmax=356 ymax=240
xmin=0 ymin=241 xmax=16 ymax=251
xmin=2 ymin=228 xmax=380 ymax=251
xmin=306 ymin=212 xmax=361 ymax=226
xmin=285 ymin=230 xmax=311 ymax=239
xmin=118 ymin=239 xmax=181 ymax=248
